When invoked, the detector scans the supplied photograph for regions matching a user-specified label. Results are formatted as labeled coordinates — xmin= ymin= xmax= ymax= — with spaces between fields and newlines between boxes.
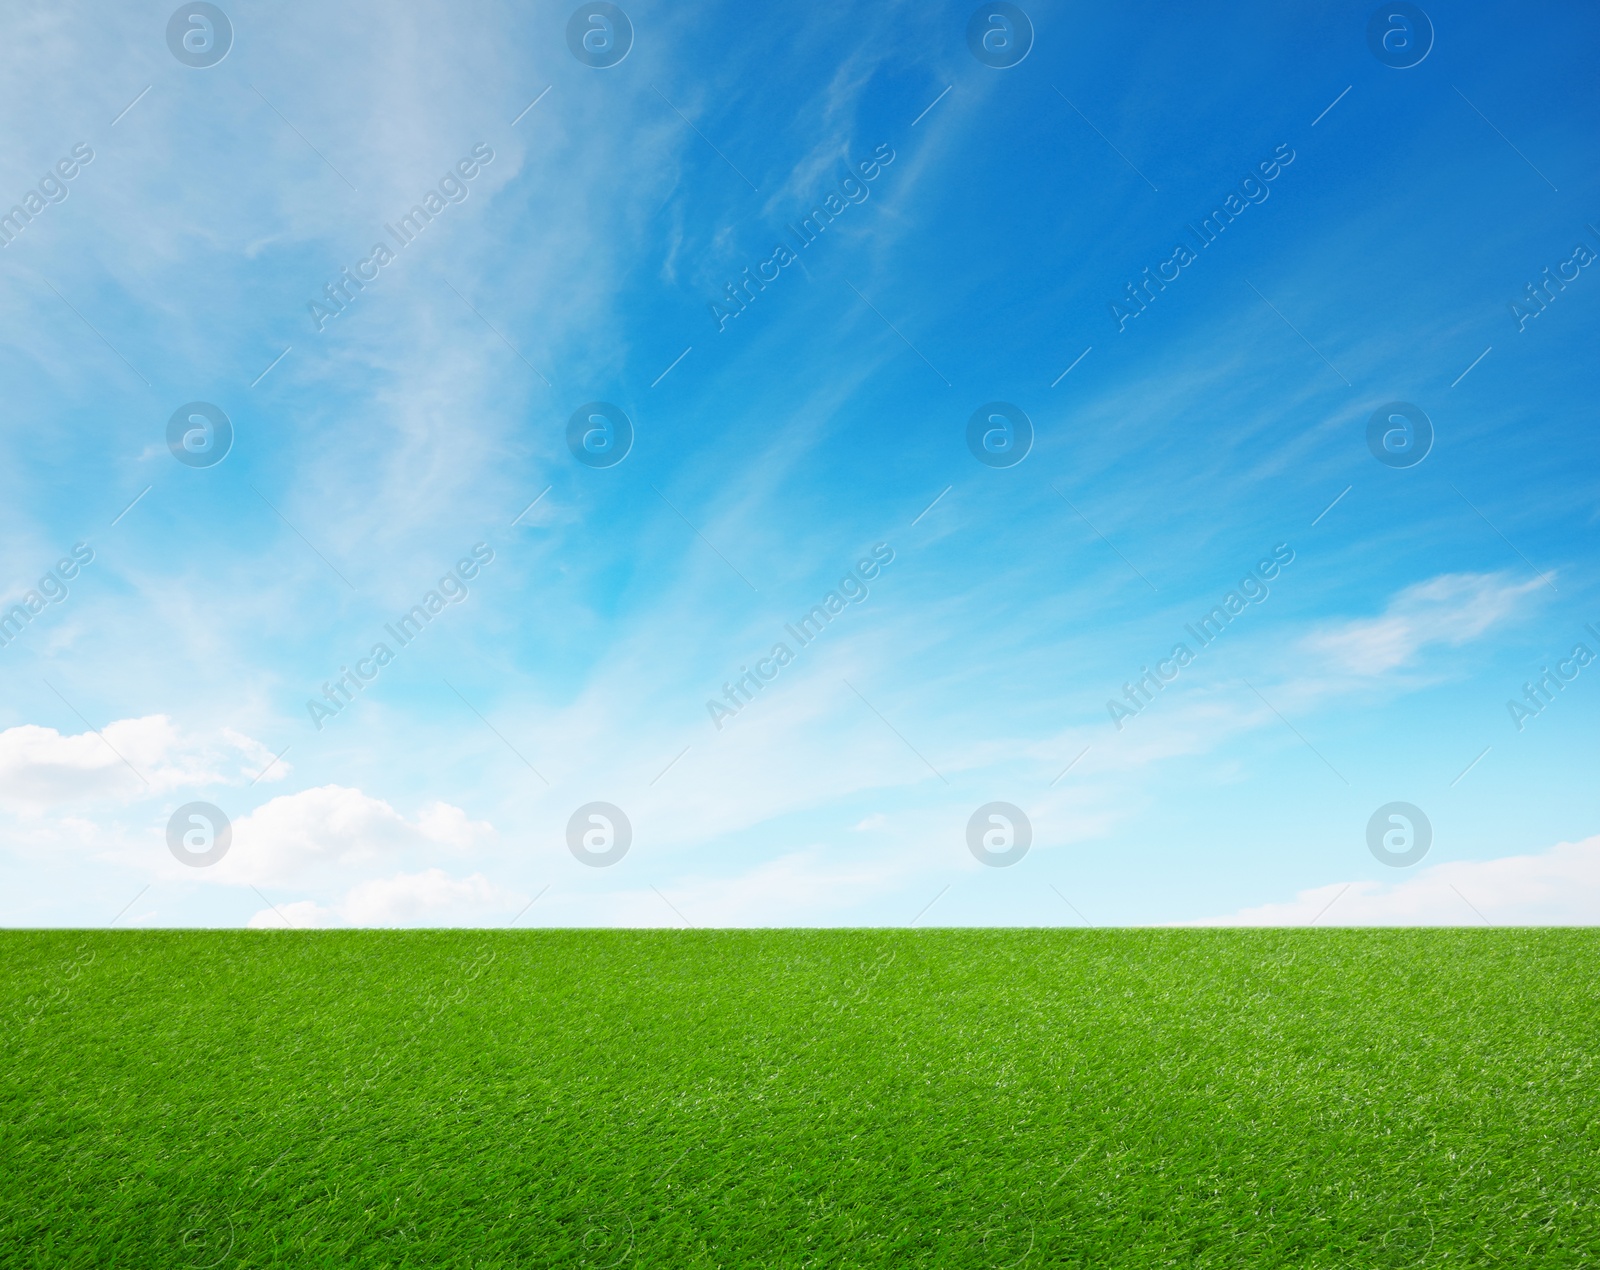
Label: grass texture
xmin=3 ymin=929 xmax=1598 ymax=1267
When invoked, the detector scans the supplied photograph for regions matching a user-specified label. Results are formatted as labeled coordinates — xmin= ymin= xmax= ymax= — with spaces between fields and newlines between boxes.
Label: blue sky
xmin=2 ymin=0 xmax=1597 ymax=927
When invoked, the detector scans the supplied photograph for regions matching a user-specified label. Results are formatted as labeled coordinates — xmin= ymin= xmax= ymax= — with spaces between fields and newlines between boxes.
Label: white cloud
xmin=246 ymin=899 xmax=338 ymax=929
xmin=0 ymin=723 xmax=129 ymax=805
xmin=339 ymin=868 xmax=511 ymax=926
xmin=1301 ymin=572 xmax=1544 ymax=676
xmin=246 ymin=867 xmax=513 ymax=927
xmin=1034 ymin=570 xmax=1554 ymax=799
xmin=1195 ymin=834 xmax=1600 ymax=925
xmin=416 ymin=800 xmax=493 ymax=849
xmin=0 ymin=716 xmax=287 ymax=809
xmin=221 ymin=729 xmax=291 ymax=783
xmin=213 ymin=785 xmax=488 ymax=887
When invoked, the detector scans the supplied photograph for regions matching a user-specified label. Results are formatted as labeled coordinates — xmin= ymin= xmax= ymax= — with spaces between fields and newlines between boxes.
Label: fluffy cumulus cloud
xmin=212 ymin=785 xmax=493 ymax=887
xmin=1196 ymin=835 xmax=1600 ymax=925
xmin=0 ymin=716 xmax=288 ymax=809
xmin=415 ymin=801 xmax=494 ymax=849
xmin=231 ymin=786 xmax=512 ymax=926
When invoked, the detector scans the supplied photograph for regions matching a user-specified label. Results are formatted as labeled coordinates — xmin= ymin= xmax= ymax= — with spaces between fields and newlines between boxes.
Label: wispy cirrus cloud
xmin=1299 ymin=572 xmax=1547 ymax=677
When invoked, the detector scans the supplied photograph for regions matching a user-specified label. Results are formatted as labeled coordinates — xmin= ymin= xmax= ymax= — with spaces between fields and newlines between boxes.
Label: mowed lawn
xmin=3 ymin=930 xmax=1597 ymax=1267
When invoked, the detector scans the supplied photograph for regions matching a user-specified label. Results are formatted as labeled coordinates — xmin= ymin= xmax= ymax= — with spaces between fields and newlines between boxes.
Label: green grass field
xmin=3 ymin=930 xmax=1597 ymax=1267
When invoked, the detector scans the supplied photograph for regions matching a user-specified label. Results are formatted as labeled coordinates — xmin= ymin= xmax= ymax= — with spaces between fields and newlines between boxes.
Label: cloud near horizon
xmin=1194 ymin=835 xmax=1600 ymax=927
